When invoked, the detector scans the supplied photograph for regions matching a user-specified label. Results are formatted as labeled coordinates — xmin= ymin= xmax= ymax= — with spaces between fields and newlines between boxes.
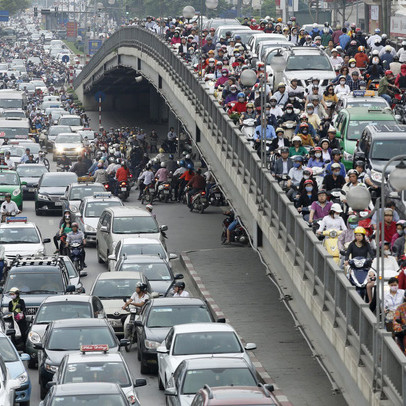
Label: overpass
xmin=74 ymin=26 xmax=406 ymax=406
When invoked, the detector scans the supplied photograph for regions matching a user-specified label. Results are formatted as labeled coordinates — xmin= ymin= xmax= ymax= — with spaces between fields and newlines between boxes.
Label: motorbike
xmin=1 ymin=211 xmax=18 ymax=223
xmin=141 ymin=183 xmax=156 ymax=205
xmin=241 ymin=118 xmax=256 ymax=140
xmin=157 ymin=182 xmax=172 ymax=203
xmin=329 ymin=188 xmax=344 ymax=204
xmin=347 ymin=257 xmax=372 ymax=300
xmin=278 ymin=174 xmax=290 ymax=192
xmin=122 ymin=301 xmax=138 ymax=353
xmin=57 ymin=164 xmax=70 ymax=172
xmin=118 ymin=180 xmax=130 ymax=201
xmin=69 ymin=242 xmax=84 ymax=272
xmin=190 ymin=190 xmax=209 ymax=214
xmin=221 ymin=213 xmax=248 ymax=244
xmin=322 ymin=229 xmax=343 ymax=264
xmin=394 ymin=91 xmax=406 ymax=124
xmin=208 ymin=184 xmax=225 ymax=206
xmin=281 ymin=120 xmax=296 ymax=141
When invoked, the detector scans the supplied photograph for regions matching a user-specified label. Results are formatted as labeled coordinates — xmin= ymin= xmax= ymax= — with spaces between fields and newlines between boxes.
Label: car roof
xmin=42 ymin=294 xmax=93 ymax=304
xmin=0 ymin=222 xmax=38 ymax=229
xmin=173 ymin=323 xmax=234 ymax=333
xmin=82 ymin=195 xmax=122 ymax=204
xmin=53 ymin=382 xmax=121 ymax=396
xmin=96 ymin=271 xmax=144 ymax=280
xmin=119 ymin=237 xmax=162 ymax=245
xmin=104 ymin=206 xmax=150 ymax=216
xmin=51 ymin=318 xmax=108 ymax=328
xmin=64 ymin=351 xmax=123 ymax=364
xmin=183 ymin=357 xmax=250 ymax=369
xmin=289 ymin=46 xmax=324 ymax=54
xmin=68 ymin=182 xmax=104 ymax=188
xmin=121 ymin=255 xmax=168 ymax=264
xmin=342 ymin=106 xmax=394 ymax=118
xmin=149 ymin=297 xmax=206 ymax=307
xmin=16 ymin=163 xmax=47 ymax=169
xmin=42 ymin=172 xmax=77 ymax=178
xmin=59 ymin=114 xmax=80 ymax=119
xmin=10 ymin=265 xmax=60 ymax=273
xmin=367 ymin=124 xmax=406 ymax=136
xmin=205 ymin=386 xmax=276 ymax=404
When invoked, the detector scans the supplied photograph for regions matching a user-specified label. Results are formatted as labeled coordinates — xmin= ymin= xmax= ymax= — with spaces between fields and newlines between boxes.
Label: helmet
xmin=292 ymin=155 xmax=304 ymax=162
xmin=246 ymin=102 xmax=254 ymax=108
xmin=9 ymin=287 xmax=19 ymax=294
xmin=169 ymin=154 xmax=174 ymax=159
xmin=331 ymin=163 xmax=341 ymax=170
xmin=348 ymin=215 xmax=358 ymax=224
xmin=161 ymin=162 xmax=166 ymax=168
xmin=330 ymin=203 xmax=343 ymax=213
xmin=300 ymin=113 xmax=308 ymax=119
xmin=5 ymin=193 xmax=11 ymax=198
xmin=318 ymin=189 xmax=327 ymax=195
xmin=146 ymin=204 xmax=153 ymax=211
xmin=300 ymin=122 xmax=309 ymax=128
xmin=314 ymin=146 xmax=322 ymax=152
xmin=303 ymin=168 xmax=313 ymax=176
xmin=71 ymin=222 xmax=79 ymax=227
xmin=354 ymin=160 xmax=365 ymax=168
xmin=354 ymin=226 xmax=366 ymax=235
xmin=280 ymin=146 xmax=289 ymax=153
xmin=349 ymin=58 xmax=356 ymax=64
xmin=275 ymin=127 xmax=284 ymax=134
xmin=116 ymin=158 xmax=121 ymax=164
xmin=136 ymin=282 xmax=148 ymax=292
xmin=179 ymin=159 xmax=185 ymax=167
xmin=331 ymin=148 xmax=341 ymax=156
xmin=320 ymin=138 xmax=330 ymax=145
xmin=372 ymin=49 xmax=379 ymax=56
xmin=385 ymin=70 xmax=394 ymax=77
xmin=174 ymin=281 xmax=185 ymax=290
xmin=348 ymin=169 xmax=358 ymax=177
xmin=304 ymin=179 xmax=313 ymax=185
xmin=358 ymin=46 xmax=365 ymax=52
xmin=292 ymin=136 xmax=302 ymax=143
xmin=375 ymin=28 xmax=380 ymax=33
xmin=277 ymin=82 xmax=286 ymax=88
xmin=397 ymin=220 xmax=406 ymax=226
xmin=237 ymin=92 xmax=245 ymax=98
xmin=187 ymin=163 xmax=194 ymax=170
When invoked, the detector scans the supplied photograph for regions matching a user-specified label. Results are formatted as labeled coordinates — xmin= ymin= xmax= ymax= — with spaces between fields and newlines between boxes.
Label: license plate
xmin=121 ymin=187 xmax=127 ymax=191
xmin=28 ymin=188 xmax=35 ymax=192
xmin=163 ymin=190 xmax=170 ymax=194
xmin=54 ymin=202 xmax=62 ymax=206
xmin=201 ymin=198 xmax=207 ymax=203
xmin=109 ymin=319 xmax=122 ymax=327
xmin=215 ymin=193 xmax=221 ymax=198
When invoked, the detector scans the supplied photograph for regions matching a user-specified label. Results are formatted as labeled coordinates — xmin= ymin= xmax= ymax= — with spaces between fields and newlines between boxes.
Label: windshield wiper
xmin=48 ymin=348 xmax=69 ymax=351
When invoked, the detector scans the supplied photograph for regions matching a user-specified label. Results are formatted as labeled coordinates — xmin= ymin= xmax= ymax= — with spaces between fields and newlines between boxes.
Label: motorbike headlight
xmin=12 ymin=188 xmax=20 ymax=196
xmin=84 ymin=224 xmax=96 ymax=232
xmin=45 ymin=362 xmax=58 ymax=373
xmin=16 ymin=371 xmax=28 ymax=384
xmin=144 ymin=339 xmax=161 ymax=350
xmin=37 ymin=193 xmax=50 ymax=201
xmin=343 ymin=151 xmax=353 ymax=162
xmin=370 ymin=169 xmax=382 ymax=183
xmin=28 ymin=331 xmax=41 ymax=343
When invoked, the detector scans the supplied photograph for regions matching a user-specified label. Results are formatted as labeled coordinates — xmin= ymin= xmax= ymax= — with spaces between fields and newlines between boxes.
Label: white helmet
xmin=331 ymin=203 xmax=343 ymax=213
xmin=186 ymin=154 xmax=191 ymax=159
xmin=161 ymin=162 xmax=166 ymax=168
xmin=292 ymin=135 xmax=302 ymax=143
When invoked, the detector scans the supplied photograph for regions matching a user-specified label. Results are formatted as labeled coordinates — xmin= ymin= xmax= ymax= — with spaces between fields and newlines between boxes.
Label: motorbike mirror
xmin=160 ymin=225 xmax=168 ymax=232
xmin=174 ymin=273 xmax=184 ymax=280
xmin=169 ymin=253 xmax=178 ymax=260
xmin=46 ymin=382 xmax=55 ymax=389
xmin=6 ymin=329 xmax=15 ymax=336
xmin=66 ymin=285 xmax=75 ymax=293
xmin=43 ymin=238 xmax=51 ymax=243
xmin=21 ymin=181 xmax=27 ymax=186
xmin=122 ymin=297 xmax=129 ymax=303
xmin=79 ymin=271 xmax=88 ymax=277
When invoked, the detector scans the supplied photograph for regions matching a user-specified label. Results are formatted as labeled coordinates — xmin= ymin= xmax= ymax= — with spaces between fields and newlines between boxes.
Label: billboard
xmin=66 ymin=21 xmax=78 ymax=38
xmin=391 ymin=16 xmax=406 ymax=38
xmin=88 ymin=39 xmax=102 ymax=55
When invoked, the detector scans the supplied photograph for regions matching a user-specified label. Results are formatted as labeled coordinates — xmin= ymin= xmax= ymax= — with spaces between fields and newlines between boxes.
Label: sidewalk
xmin=178 ymin=247 xmax=348 ymax=406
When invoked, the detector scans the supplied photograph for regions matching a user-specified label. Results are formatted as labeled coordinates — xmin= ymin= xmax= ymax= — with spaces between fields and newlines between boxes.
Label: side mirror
xmin=21 ymin=181 xmax=27 ymax=186
xmin=43 ymin=238 xmax=51 ymax=243
xmin=217 ymin=318 xmax=226 ymax=323
xmin=6 ymin=329 xmax=15 ymax=336
xmin=99 ymin=225 xmax=108 ymax=233
xmin=66 ymin=285 xmax=75 ymax=293
xmin=20 ymin=353 xmax=30 ymax=362
xmin=134 ymin=378 xmax=147 ymax=387
xmin=156 ymin=345 xmax=168 ymax=354
xmin=174 ymin=273 xmax=184 ymax=280
xmin=245 ymin=342 xmax=257 ymax=350
xmin=122 ymin=297 xmax=129 ymax=303
xmin=60 ymin=196 xmax=67 ymax=200
xmin=34 ymin=342 xmax=43 ymax=350
xmin=0 ymin=287 xmax=3 ymax=294
xmin=46 ymin=382 xmax=55 ymax=389
xmin=165 ymin=387 xmax=177 ymax=396
xmin=264 ymin=383 xmax=274 ymax=392
xmin=108 ymin=254 xmax=116 ymax=260
xmin=169 ymin=253 xmax=178 ymax=260
xmin=160 ymin=225 xmax=168 ymax=232
xmin=335 ymin=130 xmax=341 ymax=138
xmin=134 ymin=320 xmax=143 ymax=327
xmin=79 ymin=271 xmax=88 ymax=277
xmin=119 ymin=338 xmax=130 ymax=347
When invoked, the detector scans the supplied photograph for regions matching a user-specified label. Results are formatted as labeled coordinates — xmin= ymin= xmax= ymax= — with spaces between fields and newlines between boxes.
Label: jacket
xmin=273 ymin=157 xmax=293 ymax=176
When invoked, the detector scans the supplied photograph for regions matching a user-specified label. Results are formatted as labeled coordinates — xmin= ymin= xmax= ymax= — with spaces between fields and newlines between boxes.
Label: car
xmin=214 ymin=25 xmax=250 ymax=42
xmin=90 ymin=271 xmax=151 ymax=336
xmin=77 ymin=129 xmax=96 ymax=142
xmin=76 ymin=193 xmax=123 ymax=243
xmin=25 ymin=294 xmax=105 ymax=369
xmin=253 ymin=35 xmax=290 ymax=59
xmin=35 ymin=172 xmax=78 ymax=215
xmin=1 ymin=109 xmax=26 ymax=119
xmin=231 ymin=29 xmax=258 ymax=44
xmin=165 ymin=357 xmax=262 ymax=406
xmin=115 ymin=255 xmax=182 ymax=295
xmin=135 ymin=297 xmax=221 ymax=374
xmin=0 ymin=168 xmax=24 ymax=209
xmin=52 ymin=132 xmax=83 ymax=161
xmin=57 ymin=114 xmax=83 ymax=132
xmin=0 ymin=332 xmax=31 ymax=405
xmin=0 ymin=354 xmax=23 ymax=406
xmin=61 ymin=181 xmax=107 ymax=214
xmin=96 ymin=206 xmax=168 ymax=264
xmin=0 ymin=259 xmax=78 ymax=322
xmin=0 ymin=118 xmax=30 ymax=141
xmin=334 ymin=106 xmax=397 ymax=169
xmin=16 ymin=163 xmax=48 ymax=199
xmin=247 ymin=33 xmax=288 ymax=56
xmin=45 ymin=125 xmax=71 ymax=151
xmin=51 ymin=345 xmax=146 ymax=405
xmin=301 ymin=23 xmax=324 ymax=34
xmin=353 ymin=124 xmax=406 ymax=187
xmin=336 ymin=90 xmax=390 ymax=111
xmin=157 ymin=323 xmax=256 ymax=390
xmin=107 ymin=237 xmax=177 ymax=272
xmin=36 ymin=318 xmax=128 ymax=399
xmin=283 ymin=47 xmax=336 ymax=88
xmin=44 ymin=108 xmax=65 ymax=125
xmin=191 ymin=384 xmax=279 ymax=406
xmin=39 ymin=382 xmax=130 ymax=406
xmin=204 ymin=18 xmax=240 ymax=30
xmin=0 ymin=217 xmax=50 ymax=260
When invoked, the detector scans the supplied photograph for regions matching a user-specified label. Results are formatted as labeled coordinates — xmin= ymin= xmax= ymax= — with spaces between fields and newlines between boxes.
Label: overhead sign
xmin=66 ymin=21 xmax=78 ymax=38
xmin=61 ymin=54 xmax=70 ymax=63
xmin=0 ymin=11 xmax=9 ymax=22
xmin=88 ymin=39 xmax=102 ymax=55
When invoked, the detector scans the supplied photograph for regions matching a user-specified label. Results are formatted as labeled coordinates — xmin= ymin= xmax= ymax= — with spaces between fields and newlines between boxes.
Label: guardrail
xmin=74 ymin=27 xmax=406 ymax=405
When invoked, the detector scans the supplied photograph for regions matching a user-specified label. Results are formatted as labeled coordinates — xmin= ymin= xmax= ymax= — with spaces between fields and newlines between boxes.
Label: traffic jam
xmin=0 ymin=2 xmax=406 ymax=406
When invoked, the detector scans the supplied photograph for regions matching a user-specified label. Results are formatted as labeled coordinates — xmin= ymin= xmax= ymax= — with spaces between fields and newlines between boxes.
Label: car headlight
xmin=70 ymin=206 xmax=78 ymax=213
xmin=371 ymin=169 xmax=382 ymax=183
xmin=56 ymin=146 xmax=64 ymax=153
xmin=36 ymin=248 xmax=45 ymax=256
xmin=343 ymin=151 xmax=353 ymax=161
xmin=144 ymin=339 xmax=161 ymax=350
xmin=45 ymin=362 xmax=58 ymax=373
xmin=12 ymin=188 xmax=20 ymax=196
xmin=16 ymin=371 xmax=28 ymax=384
xmin=28 ymin=331 xmax=41 ymax=343
xmin=37 ymin=193 xmax=50 ymax=201
xmin=84 ymin=224 xmax=96 ymax=232
xmin=75 ymin=146 xmax=82 ymax=152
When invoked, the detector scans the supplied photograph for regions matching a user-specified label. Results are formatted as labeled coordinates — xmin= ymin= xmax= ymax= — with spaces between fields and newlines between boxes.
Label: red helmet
xmin=385 ymin=70 xmax=394 ymax=77
xmin=300 ymin=122 xmax=309 ymax=128
xmin=304 ymin=179 xmax=313 ymax=185
xmin=314 ymin=146 xmax=322 ymax=151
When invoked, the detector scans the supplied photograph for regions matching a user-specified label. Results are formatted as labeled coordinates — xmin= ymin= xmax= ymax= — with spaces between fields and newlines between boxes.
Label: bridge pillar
xmin=149 ymin=86 xmax=168 ymax=123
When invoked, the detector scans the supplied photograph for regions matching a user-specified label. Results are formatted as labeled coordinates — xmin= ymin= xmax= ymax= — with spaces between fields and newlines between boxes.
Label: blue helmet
xmin=179 ymin=159 xmax=185 ymax=167
xmin=169 ymin=154 xmax=174 ymax=159
xmin=187 ymin=163 xmax=194 ymax=170
xmin=237 ymin=92 xmax=245 ymax=98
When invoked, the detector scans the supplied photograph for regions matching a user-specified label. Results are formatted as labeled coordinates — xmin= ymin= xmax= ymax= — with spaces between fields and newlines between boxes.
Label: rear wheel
xmin=140 ymin=352 xmax=150 ymax=374
xmin=27 ymin=358 xmax=36 ymax=369
xmin=158 ymin=374 xmax=164 ymax=390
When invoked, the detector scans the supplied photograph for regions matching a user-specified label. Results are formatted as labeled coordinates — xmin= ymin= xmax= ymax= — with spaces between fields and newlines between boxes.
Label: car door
xmin=97 ymin=212 xmax=109 ymax=258
xmin=104 ymin=212 xmax=113 ymax=259
xmin=108 ymin=240 xmax=121 ymax=272
xmin=92 ymin=296 xmax=105 ymax=318
xmin=159 ymin=328 xmax=174 ymax=385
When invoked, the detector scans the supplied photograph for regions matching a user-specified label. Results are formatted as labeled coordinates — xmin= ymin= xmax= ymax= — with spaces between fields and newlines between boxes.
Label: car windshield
xmin=347 ymin=120 xmax=395 ymax=141
xmin=0 ymin=172 xmax=18 ymax=185
xmin=17 ymin=165 xmax=47 ymax=177
xmin=61 ymin=361 xmax=131 ymax=387
xmin=19 ymin=143 xmax=40 ymax=154
xmin=69 ymin=185 xmax=106 ymax=200
xmin=55 ymin=134 xmax=81 ymax=143
xmin=48 ymin=326 xmax=116 ymax=350
xmin=112 ymin=216 xmax=159 ymax=234
xmin=41 ymin=174 xmax=77 ymax=187
xmin=348 ymin=100 xmax=388 ymax=108
xmin=0 ymin=99 xmax=22 ymax=109
xmin=0 ymin=227 xmax=40 ymax=243
xmin=36 ymin=302 xmax=92 ymax=324
xmin=182 ymin=367 xmax=256 ymax=395
xmin=4 ymin=272 xmax=65 ymax=294
xmin=59 ymin=117 xmax=81 ymax=126
xmin=286 ymin=54 xmax=331 ymax=71
xmin=0 ymin=126 xmax=28 ymax=138
xmin=120 ymin=262 xmax=171 ymax=281
xmin=147 ymin=306 xmax=212 ymax=328
xmin=3 ymin=111 xmax=25 ymax=119
xmin=85 ymin=201 xmax=122 ymax=217
xmin=371 ymin=140 xmax=406 ymax=160
xmin=0 ymin=337 xmax=18 ymax=362
xmin=50 ymin=394 xmax=127 ymax=406
xmin=48 ymin=126 xmax=71 ymax=137
xmin=172 ymin=331 xmax=242 ymax=355
xmin=121 ymin=243 xmax=166 ymax=258
xmin=92 ymin=278 xmax=141 ymax=299
xmin=0 ymin=146 xmax=24 ymax=157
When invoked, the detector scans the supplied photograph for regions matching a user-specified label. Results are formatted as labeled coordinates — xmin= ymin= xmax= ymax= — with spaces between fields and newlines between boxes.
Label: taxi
xmin=50 ymin=344 xmax=146 ymax=405
xmin=0 ymin=168 xmax=24 ymax=210
xmin=76 ymin=192 xmax=123 ymax=243
xmin=333 ymin=105 xmax=397 ymax=169
xmin=61 ymin=180 xmax=107 ymax=214
xmin=0 ymin=217 xmax=50 ymax=260
xmin=336 ymin=89 xmax=390 ymax=111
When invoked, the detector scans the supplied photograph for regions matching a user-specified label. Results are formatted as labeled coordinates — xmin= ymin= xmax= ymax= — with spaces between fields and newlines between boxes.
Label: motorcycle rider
xmin=57 ymin=152 xmax=72 ymax=170
xmin=70 ymin=156 xmax=88 ymax=177
xmin=287 ymin=155 xmax=304 ymax=200
xmin=308 ymin=189 xmax=333 ymax=225
xmin=137 ymin=164 xmax=155 ymax=200
xmin=122 ymin=282 xmax=149 ymax=334
xmin=115 ymin=161 xmax=131 ymax=195
xmin=186 ymin=168 xmax=207 ymax=209
xmin=378 ymin=70 xmax=399 ymax=104
xmin=337 ymin=215 xmax=359 ymax=265
xmin=173 ymin=281 xmax=190 ymax=297
xmin=384 ymin=277 xmax=405 ymax=332
xmin=316 ymin=203 xmax=347 ymax=235
xmin=94 ymin=162 xmax=109 ymax=184
xmin=66 ymin=222 xmax=86 ymax=268
xmin=1 ymin=193 xmax=20 ymax=222
xmin=270 ymin=128 xmax=290 ymax=152
xmin=165 ymin=154 xmax=178 ymax=173
xmin=272 ymin=146 xmax=293 ymax=180
xmin=239 ymin=102 xmax=256 ymax=126
xmin=344 ymin=226 xmax=373 ymax=267
xmin=325 ymin=149 xmax=346 ymax=176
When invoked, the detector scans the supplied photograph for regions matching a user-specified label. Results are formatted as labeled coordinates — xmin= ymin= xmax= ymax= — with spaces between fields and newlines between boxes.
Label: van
xmin=96 ymin=207 xmax=168 ymax=263
xmin=0 ymin=90 xmax=27 ymax=111
xmin=0 ymin=118 xmax=30 ymax=140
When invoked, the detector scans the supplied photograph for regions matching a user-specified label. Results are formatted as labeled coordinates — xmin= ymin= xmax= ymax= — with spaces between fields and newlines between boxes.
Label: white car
xmin=57 ymin=115 xmax=84 ymax=132
xmin=157 ymin=323 xmax=256 ymax=389
xmin=0 ymin=218 xmax=50 ymax=261
xmin=0 ymin=357 xmax=21 ymax=406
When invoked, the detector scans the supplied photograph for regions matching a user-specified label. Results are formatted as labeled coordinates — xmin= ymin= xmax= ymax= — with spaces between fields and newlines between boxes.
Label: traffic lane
xmin=22 ymin=200 xmax=165 ymax=406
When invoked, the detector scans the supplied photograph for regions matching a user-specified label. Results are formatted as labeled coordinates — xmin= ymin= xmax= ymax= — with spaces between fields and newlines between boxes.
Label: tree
xmin=0 ymin=0 xmax=31 ymax=15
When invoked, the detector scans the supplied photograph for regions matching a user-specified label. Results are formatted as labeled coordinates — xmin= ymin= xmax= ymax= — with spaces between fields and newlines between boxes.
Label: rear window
xmin=147 ymin=306 xmax=212 ymax=328
xmin=112 ymin=216 xmax=159 ymax=234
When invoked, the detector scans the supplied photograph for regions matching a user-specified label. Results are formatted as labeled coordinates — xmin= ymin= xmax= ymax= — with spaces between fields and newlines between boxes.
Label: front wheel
xmin=124 ymin=326 xmax=134 ymax=352
xmin=73 ymin=259 xmax=82 ymax=272
xmin=19 ymin=401 xmax=30 ymax=406
xmin=43 ymin=158 xmax=50 ymax=170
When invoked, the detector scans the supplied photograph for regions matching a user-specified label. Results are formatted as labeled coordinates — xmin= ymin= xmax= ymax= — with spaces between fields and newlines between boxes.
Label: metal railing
xmin=74 ymin=27 xmax=406 ymax=405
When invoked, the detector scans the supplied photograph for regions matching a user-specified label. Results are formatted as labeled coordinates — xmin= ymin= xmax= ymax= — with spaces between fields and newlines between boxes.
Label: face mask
xmin=398 ymin=229 xmax=404 ymax=235
xmin=231 ymin=89 xmax=236 ymax=93
xmin=303 ymin=175 xmax=310 ymax=180
xmin=287 ymin=109 xmax=293 ymax=114
xmin=270 ymin=102 xmax=277 ymax=107
xmin=333 ymin=170 xmax=340 ymax=176
xmin=384 ymin=250 xmax=391 ymax=256
xmin=302 ymin=129 xmax=308 ymax=135
xmin=222 ymin=73 xmax=227 ymax=76
xmin=334 ymin=213 xmax=340 ymax=219
xmin=305 ymin=186 xmax=313 ymax=192
xmin=390 ymin=286 xmax=398 ymax=292
xmin=307 ymin=110 xmax=313 ymax=115
xmin=340 ymin=81 xmax=346 ymax=85
xmin=350 ymin=63 xmax=355 ymax=68
xmin=349 ymin=223 xmax=358 ymax=229
xmin=266 ymin=110 xmax=271 ymax=116
xmin=293 ymin=162 xmax=301 ymax=168
xmin=315 ymin=153 xmax=321 ymax=158
xmin=209 ymin=63 xmax=214 ymax=67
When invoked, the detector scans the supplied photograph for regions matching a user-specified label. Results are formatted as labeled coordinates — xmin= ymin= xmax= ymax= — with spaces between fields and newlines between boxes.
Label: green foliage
xmin=0 ymin=0 xmax=31 ymax=15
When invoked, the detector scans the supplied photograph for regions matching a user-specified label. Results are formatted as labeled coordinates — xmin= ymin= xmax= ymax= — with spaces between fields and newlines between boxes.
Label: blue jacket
xmin=254 ymin=125 xmax=276 ymax=140
xmin=339 ymin=34 xmax=351 ymax=50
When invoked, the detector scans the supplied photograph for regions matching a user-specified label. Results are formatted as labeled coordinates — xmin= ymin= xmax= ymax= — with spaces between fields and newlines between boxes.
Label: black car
xmin=16 ymin=163 xmax=48 ymax=199
xmin=36 ymin=318 xmax=128 ymax=399
xmin=35 ymin=172 xmax=77 ymax=215
xmin=135 ymin=297 xmax=224 ymax=374
xmin=40 ymin=382 xmax=129 ymax=406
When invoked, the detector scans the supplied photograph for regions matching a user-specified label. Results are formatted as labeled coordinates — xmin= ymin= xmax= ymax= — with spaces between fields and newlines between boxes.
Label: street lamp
xmin=182 ymin=6 xmax=195 ymax=20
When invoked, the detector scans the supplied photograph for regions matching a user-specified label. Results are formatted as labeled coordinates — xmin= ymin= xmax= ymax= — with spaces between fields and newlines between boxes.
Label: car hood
xmin=179 ymin=395 xmax=195 ymax=406
xmin=284 ymin=70 xmax=336 ymax=81
xmin=5 ymin=359 xmax=26 ymax=380
xmin=38 ymin=186 xmax=66 ymax=195
xmin=20 ymin=176 xmax=40 ymax=186
xmin=148 ymin=280 xmax=172 ymax=295
xmin=47 ymin=346 xmax=119 ymax=365
xmin=2 ymin=293 xmax=58 ymax=308
xmin=3 ymin=243 xmax=44 ymax=257
xmin=54 ymin=143 xmax=80 ymax=149
xmin=370 ymin=160 xmax=398 ymax=174
xmin=144 ymin=326 xmax=170 ymax=343
xmin=102 ymin=298 xmax=129 ymax=316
